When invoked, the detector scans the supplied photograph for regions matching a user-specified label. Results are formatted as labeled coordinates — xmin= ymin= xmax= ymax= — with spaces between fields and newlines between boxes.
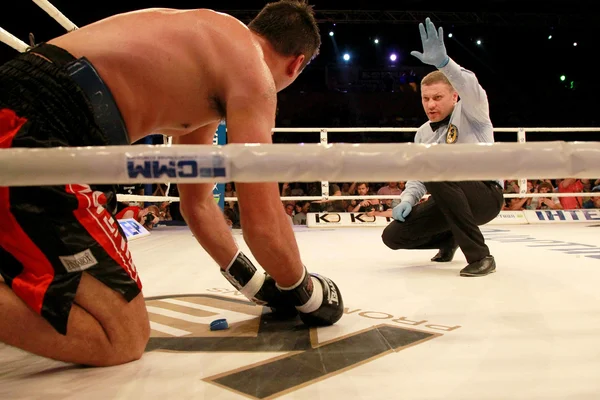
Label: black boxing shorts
xmin=0 ymin=44 xmax=142 ymax=335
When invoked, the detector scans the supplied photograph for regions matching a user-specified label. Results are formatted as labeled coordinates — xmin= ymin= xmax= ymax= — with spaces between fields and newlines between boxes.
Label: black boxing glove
xmin=221 ymin=251 xmax=297 ymax=318
xmin=276 ymin=267 xmax=343 ymax=327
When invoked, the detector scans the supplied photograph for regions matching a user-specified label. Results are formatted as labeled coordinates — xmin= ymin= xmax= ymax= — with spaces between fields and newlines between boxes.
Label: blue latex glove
xmin=410 ymin=17 xmax=449 ymax=68
xmin=392 ymin=201 xmax=412 ymax=222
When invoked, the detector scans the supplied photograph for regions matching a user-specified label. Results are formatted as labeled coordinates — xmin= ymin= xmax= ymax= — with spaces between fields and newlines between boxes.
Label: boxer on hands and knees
xmin=372 ymin=18 xmax=503 ymax=277
xmin=0 ymin=0 xmax=342 ymax=368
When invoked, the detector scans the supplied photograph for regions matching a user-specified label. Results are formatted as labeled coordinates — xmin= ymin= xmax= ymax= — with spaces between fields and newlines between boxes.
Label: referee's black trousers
xmin=381 ymin=181 xmax=504 ymax=264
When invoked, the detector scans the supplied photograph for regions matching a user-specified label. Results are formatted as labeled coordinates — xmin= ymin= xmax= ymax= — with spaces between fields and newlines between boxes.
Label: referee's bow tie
xmin=430 ymin=115 xmax=451 ymax=132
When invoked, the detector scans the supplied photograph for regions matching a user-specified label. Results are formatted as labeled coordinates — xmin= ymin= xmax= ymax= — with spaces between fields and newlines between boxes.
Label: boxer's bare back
xmin=48 ymin=8 xmax=276 ymax=144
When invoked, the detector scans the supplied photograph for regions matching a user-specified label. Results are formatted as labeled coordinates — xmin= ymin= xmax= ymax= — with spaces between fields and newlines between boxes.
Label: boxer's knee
xmin=73 ymin=275 xmax=150 ymax=367
xmin=118 ymin=293 xmax=150 ymax=362
xmin=88 ymin=293 xmax=150 ymax=367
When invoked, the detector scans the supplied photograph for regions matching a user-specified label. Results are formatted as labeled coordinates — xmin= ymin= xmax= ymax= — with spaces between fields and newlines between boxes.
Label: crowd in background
xmin=114 ymin=177 xmax=600 ymax=230
xmin=502 ymin=178 xmax=600 ymax=211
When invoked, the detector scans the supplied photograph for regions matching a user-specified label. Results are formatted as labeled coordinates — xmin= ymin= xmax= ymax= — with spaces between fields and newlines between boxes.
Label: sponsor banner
xmin=307 ymin=209 xmax=600 ymax=228
xmin=484 ymin=210 xmax=528 ymax=225
xmin=118 ymin=218 xmax=151 ymax=240
xmin=307 ymin=212 xmax=393 ymax=228
xmin=126 ymin=153 xmax=228 ymax=181
xmin=523 ymin=209 xmax=600 ymax=224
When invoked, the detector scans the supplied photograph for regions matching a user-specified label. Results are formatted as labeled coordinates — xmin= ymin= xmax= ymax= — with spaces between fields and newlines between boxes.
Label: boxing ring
xmin=3 ymin=3 xmax=600 ymax=400
xmin=3 ymin=203 xmax=600 ymax=400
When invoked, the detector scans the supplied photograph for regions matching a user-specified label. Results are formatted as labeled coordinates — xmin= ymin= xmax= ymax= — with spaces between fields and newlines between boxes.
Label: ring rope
xmin=115 ymin=192 xmax=600 ymax=205
xmin=0 ymin=26 xmax=28 ymax=52
xmin=115 ymin=194 xmax=408 ymax=203
xmin=31 ymin=0 xmax=78 ymax=31
xmin=116 ymin=190 xmax=600 ymax=207
xmin=3 ymin=142 xmax=596 ymax=187
xmin=271 ymin=127 xmax=600 ymax=133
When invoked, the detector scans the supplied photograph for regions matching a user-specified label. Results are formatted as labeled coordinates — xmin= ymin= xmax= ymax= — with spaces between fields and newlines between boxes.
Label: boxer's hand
xmin=277 ymin=269 xmax=344 ymax=327
xmin=298 ymin=273 xmax=343 ymax=327
xmin=410 ymin=17 xmax=449 ymax=68
xmin=254 ymin=274 xmax=298 ymax=318
xmin=392 ymin=201 xmax=412 ymax=222
xmin=221 ymin=252 xmax=297 ymax=318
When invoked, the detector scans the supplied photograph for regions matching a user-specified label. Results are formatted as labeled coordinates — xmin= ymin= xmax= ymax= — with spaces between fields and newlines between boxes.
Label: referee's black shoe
xmin=460 ymin=255 xmax=496 ymax=277
xmin=431 ymin=245 xmax=459 ymax=262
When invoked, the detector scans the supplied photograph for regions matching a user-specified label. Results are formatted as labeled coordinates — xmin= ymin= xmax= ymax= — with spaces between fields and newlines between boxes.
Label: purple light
xmin=389 ymin=54 xmax=397 ymax=62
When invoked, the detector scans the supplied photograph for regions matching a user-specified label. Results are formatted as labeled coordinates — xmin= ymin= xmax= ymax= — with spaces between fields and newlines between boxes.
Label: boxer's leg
xmin=0 ymin=56 xmax=149 ymax=364
xmin=0 ymin=182 xmax=150 ymax=367
xmin=0 ymin=274 xmax=149 ymax=367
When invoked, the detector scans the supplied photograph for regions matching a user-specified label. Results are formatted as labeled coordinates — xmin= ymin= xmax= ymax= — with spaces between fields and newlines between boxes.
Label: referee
xmin=377 ymin=18 xmax=503 ymax=277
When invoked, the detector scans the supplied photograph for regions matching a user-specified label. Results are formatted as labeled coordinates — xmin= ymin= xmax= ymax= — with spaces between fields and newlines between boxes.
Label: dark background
xmin=2 ymin=1 xmax=598 ymax=144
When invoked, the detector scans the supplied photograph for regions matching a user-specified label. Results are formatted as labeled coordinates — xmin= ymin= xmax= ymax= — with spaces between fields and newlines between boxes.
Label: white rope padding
xmin=116 ymin=194 xmax=408 ymax=203
xmin=1 ymin=142 xmax=599 ymax=187
xmin=116 ymin=192 xmax=600 ymax=204
xmin=117 ymin=195 xmax=181 ymax=203
xmin=0 ymin=26 xmax=28 ymax=52
xmin=271 ymin=127 xmax=600 ymax=133
xmin=501 ymin=192 xmax=600 ymax=198
xmin=32 ymin=0 xmax=78 ymax=31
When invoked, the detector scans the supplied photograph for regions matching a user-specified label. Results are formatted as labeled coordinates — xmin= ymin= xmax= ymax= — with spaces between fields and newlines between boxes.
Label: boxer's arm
xmin=222 ymin=67 xmax=305 ymax=287
xmin=174 ymin=123 xmax=240 ymax=268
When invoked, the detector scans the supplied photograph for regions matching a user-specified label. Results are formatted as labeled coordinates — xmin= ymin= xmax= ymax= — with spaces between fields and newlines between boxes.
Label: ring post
xmin=143 ymin=136 xmax=154 ymax=207
xmin=213 ymin=121 xmax=227 ymax=211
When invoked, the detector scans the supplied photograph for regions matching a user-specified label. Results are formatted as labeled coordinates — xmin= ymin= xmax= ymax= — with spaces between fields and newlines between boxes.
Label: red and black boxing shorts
xmin=0 ymin=46 xmax=142 ymax=335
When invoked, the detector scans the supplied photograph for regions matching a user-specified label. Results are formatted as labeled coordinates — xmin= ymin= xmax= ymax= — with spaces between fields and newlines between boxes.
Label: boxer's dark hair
xmin=249 ymin=0 xmax=321 ymax=71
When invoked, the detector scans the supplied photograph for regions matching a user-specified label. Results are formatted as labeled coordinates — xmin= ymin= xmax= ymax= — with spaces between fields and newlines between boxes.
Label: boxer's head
xmin=420 ymin=70 xmax=458 ymax=123
xmin=249 ymin=0 xmax=321 ymax=91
